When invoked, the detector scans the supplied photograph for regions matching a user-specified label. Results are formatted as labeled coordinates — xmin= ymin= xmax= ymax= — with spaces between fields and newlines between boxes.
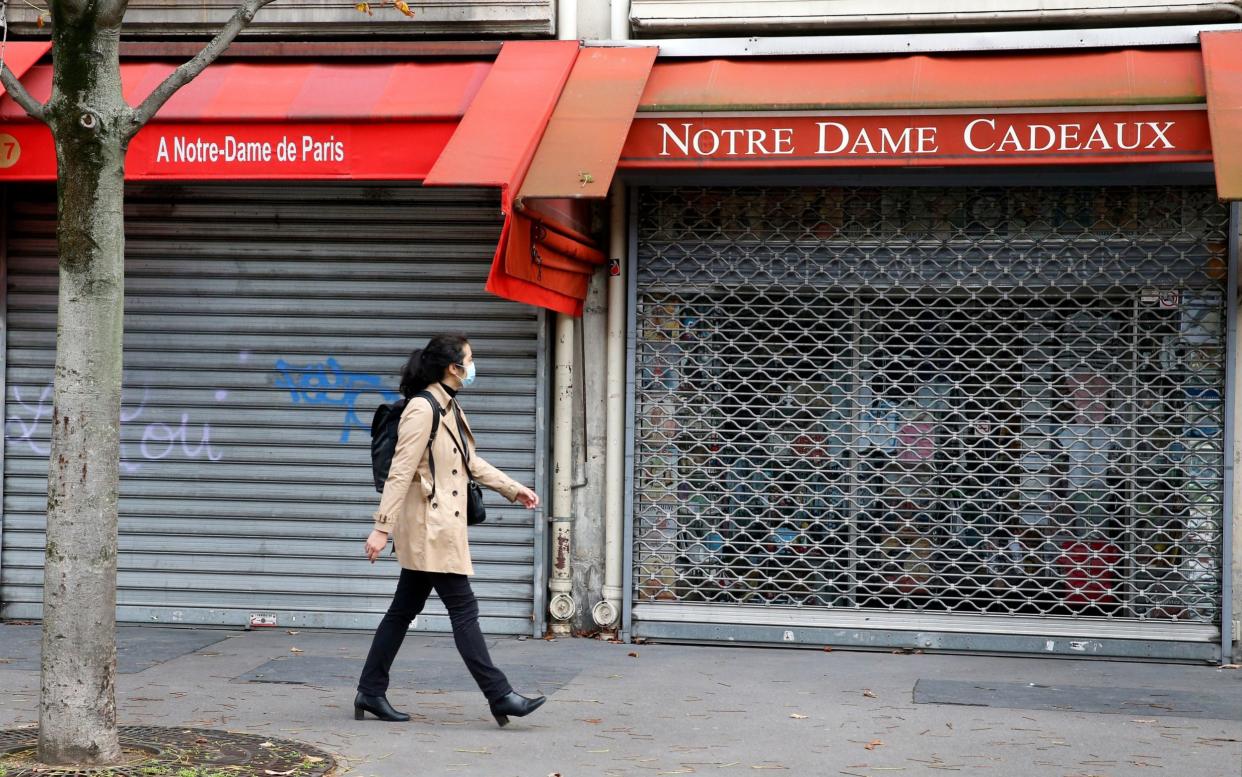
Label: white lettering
xmin=997 ymin=125 xmax=1023 ymax=152
xmin=848 ymin=128 xmax=877 ymax=155
xmin=965 ymin=118 xmax=996 ymax=152
xmin=156 ymin=137 xmax=169 ymax=163
xmin=691 ymin=129 xmax=720 ymax=157
xmin=816 ymin=122 xmax=849 ymax=155
xmin=1058 ymin=123 xmax=1082 ymax=151
xmin=1028 ymin=124 xmax=1057 ymax=153
xmin=1145 ymin=121 xmax=1175 ymax=150
xmin=1082 ymin=123 xmax=1112 ymax=151
xmin=302 ymin=135 xmax=346 ymax=163
xmin=916 ymin=127 xmax=939 ymax=154
xmin=878 ymin=127 xmax=913 ymax=155
xmin=746 ymin=128 xmax=771 ymax=156
xmin=773 ymin=128 xmax=794 ymax=155
xmin=720 ymin=128 xmax=745 ymax=155
xmin=658 ymin=122 xmax=691 ymax=157
xmin=1114 ymin=122 xmax=1143 ymax=151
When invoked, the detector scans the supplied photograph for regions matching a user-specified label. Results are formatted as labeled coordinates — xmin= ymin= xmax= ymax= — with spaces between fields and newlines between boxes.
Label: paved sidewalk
xmin=1 ymin=624 xmax=1240 ymax=777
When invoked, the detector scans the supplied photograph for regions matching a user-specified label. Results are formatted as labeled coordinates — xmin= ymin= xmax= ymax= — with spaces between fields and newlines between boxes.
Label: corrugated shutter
xmin=629 ymin=185 xmax=1230 ymax=661
xmin=1 ymin=183 xmax=545 ymax=636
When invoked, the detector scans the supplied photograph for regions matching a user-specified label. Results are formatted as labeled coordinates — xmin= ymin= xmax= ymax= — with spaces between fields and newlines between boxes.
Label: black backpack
xmin=370 ymin=391 xmax=440 ymax=493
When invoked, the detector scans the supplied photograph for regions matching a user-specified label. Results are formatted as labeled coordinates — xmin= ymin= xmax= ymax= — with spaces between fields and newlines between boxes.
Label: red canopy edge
xmin=424 ymin=40 xmax=610 ymax=317
xmin=1201 ymin=30 xmax=1242 ymax=200
xmin=636 ymin=48 xmax=1207 ymax=112
xmin=517 ymin=45 xmax=658 ymax=202
xmin=423 ymin=40 xmax=579 ymax=205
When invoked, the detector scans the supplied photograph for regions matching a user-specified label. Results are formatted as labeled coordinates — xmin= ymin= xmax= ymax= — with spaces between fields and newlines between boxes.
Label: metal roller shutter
xmin=1 ymin=183 xmax=545 ymax=636
xmin=630 ymin=185 xmax=1231 ymax=661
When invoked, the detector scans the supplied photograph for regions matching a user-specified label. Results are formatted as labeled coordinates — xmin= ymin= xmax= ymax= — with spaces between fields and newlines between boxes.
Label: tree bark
xmin=37 ymin=2 xmax=129 ymax=765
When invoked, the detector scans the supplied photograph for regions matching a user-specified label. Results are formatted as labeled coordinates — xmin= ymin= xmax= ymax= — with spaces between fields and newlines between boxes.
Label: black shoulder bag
xmin=443 ymin=401 xmax=486 ymax=526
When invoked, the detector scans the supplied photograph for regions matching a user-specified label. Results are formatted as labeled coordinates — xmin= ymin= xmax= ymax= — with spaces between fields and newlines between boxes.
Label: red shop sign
xmin=0 ymin=120 xmax=459 ymax=181
xmin=618 ymin=109 xmax=1213 ymax=168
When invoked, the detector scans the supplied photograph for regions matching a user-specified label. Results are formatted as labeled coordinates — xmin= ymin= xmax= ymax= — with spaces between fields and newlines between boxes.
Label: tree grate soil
xmin=0 ymin=725 xmax=335 ymax=776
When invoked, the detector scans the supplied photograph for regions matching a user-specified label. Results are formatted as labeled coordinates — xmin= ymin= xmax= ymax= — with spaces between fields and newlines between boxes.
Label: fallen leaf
xmin=1221 ymin=664 xmax=1240 ymax=670
xmin=628 ymin=652 xmax=639 ymax=658
xmin=822 ymin=646 xmax=833 ymax=652
xmin=864 ymin=739 xmax=884 ymax=751
xmin=260 ymin=742 xmax=274 ymax=748
xmin=790 ymin=713 xmax=808 ymax=719
xmin=863 ymin=689 xmax=877 ymax=698
xmin=290 ymin=647 xmax=303 ymax=653
xmin=580 ymin=718 xmax=602 ymax=724
xmin=304 ymin=757 xmax=324 ymax=763
xmin=287 ymin=630 xmax=300 ymax=635
xmin=394 ymin=0 xmax=415 ymax=16
xmin=354 ymin=2 xmax=372 ymax=15
xmin=264 ymin=771 xmax=295 ymax=776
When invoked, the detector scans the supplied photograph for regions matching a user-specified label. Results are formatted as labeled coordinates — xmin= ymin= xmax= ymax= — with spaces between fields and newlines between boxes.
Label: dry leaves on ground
xmin=864 ymin=739 xmax=885 ymax=751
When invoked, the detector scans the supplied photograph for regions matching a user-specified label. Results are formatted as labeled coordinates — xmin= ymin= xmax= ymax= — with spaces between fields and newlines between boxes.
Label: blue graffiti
xmin=274 ymin=357 xmax=399 ymax=443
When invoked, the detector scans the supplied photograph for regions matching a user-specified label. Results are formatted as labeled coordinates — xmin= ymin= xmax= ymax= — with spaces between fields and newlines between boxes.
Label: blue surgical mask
xmin=460 ymin=361 xmax=476 ymax=388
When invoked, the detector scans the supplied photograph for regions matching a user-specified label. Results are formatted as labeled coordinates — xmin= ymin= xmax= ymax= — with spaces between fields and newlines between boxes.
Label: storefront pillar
xmin=1231 ymin=201 xmax=1242 ymax=663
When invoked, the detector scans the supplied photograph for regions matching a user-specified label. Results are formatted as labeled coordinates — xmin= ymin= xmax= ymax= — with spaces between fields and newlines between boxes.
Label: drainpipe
xmin=593 ymin=183 xmax=627 ymax=631
xmin=557 ymin=0 xmax=578 ymax=40
xmin=549 ymin=313 xmax=577 ymax=635
xmin=610 ymin=0 xmax=630 ymax=39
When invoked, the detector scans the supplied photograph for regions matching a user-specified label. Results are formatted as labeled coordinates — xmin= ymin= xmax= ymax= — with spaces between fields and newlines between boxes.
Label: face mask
xmin=459 ymin=361 xmax=477 ymax=388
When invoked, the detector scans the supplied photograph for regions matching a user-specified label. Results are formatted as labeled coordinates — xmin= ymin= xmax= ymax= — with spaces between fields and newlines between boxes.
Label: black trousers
xmin=357 ymin=569 xmax=513 ymax=703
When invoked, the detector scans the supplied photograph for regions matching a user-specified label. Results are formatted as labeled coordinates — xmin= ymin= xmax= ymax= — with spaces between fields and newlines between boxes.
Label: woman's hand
xmin=515 ymin=487 xmax=540 ymax=509
xmin=364 ymin=529 xmax=390 ymax=563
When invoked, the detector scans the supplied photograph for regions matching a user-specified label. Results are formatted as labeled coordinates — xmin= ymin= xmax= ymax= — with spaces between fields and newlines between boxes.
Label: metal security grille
xmin=2 ymin=183 xmax=544 ymax=635
xmin=631 ymin=186 xmax=1229 ymax=650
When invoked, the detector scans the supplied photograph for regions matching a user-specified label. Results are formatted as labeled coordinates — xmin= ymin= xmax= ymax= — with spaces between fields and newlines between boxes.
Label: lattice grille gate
xmin=630 ymin=186 xmax=1229 ymax=649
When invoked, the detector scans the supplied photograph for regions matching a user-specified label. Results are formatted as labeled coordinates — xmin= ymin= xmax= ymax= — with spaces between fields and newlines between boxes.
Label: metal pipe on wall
xmin=549 ymin=313 xmax=577 ymax=635
xmin=557 ymin=0 xmax=578 ymax=39
xmin=610 ymin=0 xmax=630 ymax=39
xmin=594 ymin=183 xmax=628 ymax=630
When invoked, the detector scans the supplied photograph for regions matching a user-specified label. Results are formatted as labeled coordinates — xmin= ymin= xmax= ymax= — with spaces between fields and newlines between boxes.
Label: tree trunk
xmin=38 ymin=5 xmax=129 ymax=766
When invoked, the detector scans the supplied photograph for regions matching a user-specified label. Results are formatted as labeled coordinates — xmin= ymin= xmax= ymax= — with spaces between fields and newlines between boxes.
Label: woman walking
xmin=356 ymin=334 xmax=546 ymax=726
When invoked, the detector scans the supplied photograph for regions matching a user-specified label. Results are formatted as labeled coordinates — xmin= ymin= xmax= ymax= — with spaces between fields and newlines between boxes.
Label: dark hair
xmin=399 ymin=330 xmax=471 ymax=397
xmin=400 ymin=334 xmax=470 ymax=398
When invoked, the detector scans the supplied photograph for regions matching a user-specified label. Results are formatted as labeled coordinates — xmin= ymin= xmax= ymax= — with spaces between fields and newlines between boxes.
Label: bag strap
xmin=442 ymin=400 xmax=473 ymax=477
xmin=415 ymin=390 xmax=443 ymax=500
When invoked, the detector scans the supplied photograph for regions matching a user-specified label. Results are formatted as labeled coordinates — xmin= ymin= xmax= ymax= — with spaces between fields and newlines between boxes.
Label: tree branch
xmin=127 ymin=0 xmax=277 ymax=136
xmin=0 ymin=61 xmax=48 ymax=124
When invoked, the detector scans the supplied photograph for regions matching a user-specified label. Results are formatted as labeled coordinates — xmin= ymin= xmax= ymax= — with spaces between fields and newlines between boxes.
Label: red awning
xmin=0 ymin=59 xmax=491 ymax=180
xmin=620 ymin=47 xmax=1222 ymax=188
xmin=0 ymin=41 xmax=52 ymax=99
xmin=517 ymin=46 xmax=658 ymax=202
xmin=1201 ymin=30 xmax=1242 ymax=200
xmin=426 ymin=41 xmax=649 ymax=317
xmin=635 ymin=48 xmax=1207 ymax=112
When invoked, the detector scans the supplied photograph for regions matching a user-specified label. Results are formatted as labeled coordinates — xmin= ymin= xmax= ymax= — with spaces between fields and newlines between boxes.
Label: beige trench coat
xmin=373 ymin=382 xmax=522 ymax=575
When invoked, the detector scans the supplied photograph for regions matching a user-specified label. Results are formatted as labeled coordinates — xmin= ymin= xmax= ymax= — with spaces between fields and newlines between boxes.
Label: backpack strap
xmin=442 ymin=400 xmax=473 ymax=475
xmin=415 ymin=390 xmax=443 ymax=500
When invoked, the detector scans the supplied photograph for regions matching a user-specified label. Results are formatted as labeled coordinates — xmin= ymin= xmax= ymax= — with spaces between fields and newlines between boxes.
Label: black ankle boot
xmin=354 ymin=691 xmax=410 ymax=722
xmin=488 ymin=691 xmax=546 ymax=727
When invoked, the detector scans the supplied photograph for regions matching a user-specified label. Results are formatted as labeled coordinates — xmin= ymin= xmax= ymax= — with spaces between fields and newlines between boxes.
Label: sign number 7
xmin=0 ymin=133 xmax=22 ymax=169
